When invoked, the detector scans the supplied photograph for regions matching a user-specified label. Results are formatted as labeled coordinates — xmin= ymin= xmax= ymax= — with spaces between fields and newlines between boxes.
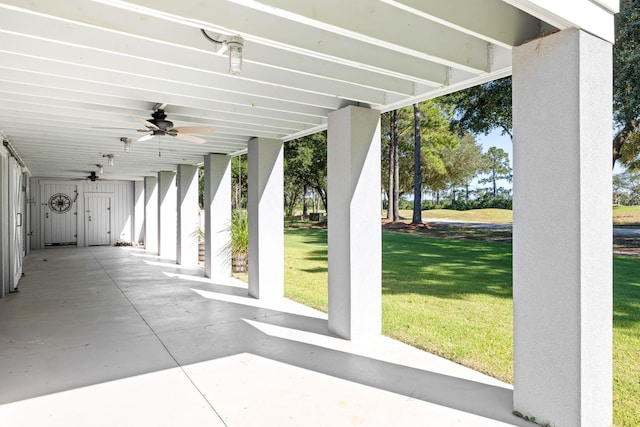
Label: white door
xmin=9 ymin=158 xmax=23 ymax=288
xmin=43 ymin=183 xmax=78 ymax=245
xmin=85 ymin=195 xmax=111 ymax=246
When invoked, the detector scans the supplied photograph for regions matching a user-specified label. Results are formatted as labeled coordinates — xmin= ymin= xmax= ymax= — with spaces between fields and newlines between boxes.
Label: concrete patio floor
xmin=0 ymin=246 xmax=532 ymax=427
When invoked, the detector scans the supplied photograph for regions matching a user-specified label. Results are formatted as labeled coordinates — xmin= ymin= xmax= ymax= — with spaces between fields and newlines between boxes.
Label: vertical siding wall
xmin=0 ymin=147 xmax=30 ymax=297
xmin=0 ymin=149 xmax=8 ymax=297
xmin=31 ymin=178 xmax=136 ymax=249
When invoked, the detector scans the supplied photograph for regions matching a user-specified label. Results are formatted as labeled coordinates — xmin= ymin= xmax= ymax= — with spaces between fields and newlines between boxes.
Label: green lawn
xmin=613 ymin=205 xmax=640 ymax=226
xmin=283 ymin=227 xmax=640 ymax=427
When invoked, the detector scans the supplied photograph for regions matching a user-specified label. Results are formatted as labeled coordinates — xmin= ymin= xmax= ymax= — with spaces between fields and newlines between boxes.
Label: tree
xmin=284 ymin=132 xmax=328 ymax=214
xmin=437 ymin=77 xmax=512 ymax=138
xmin=412 ymin=103 xmax=422 ymax=224
xmin=384 ymin=109 xmax=400 ymax=221
xmin=418 ymin=102 xmax=459 ymax=195
xmin=613 ymin=170 xmax=640 ymax=205
xmin=442 ymin=133 xmax=485 ymax=200
xmin=479 ymin=147 xmax=512 ymax=198
xmin=381 ymin=107 xmax=415 ymax=210
xmin=437 ymin=0 xmax=640 ymax=170
xmin=613 ymin=0 xmax=640 ymax=169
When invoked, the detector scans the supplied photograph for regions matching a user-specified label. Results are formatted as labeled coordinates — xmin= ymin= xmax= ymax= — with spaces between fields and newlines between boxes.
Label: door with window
xmin=85 ymin=195 xmax=111 ymax=246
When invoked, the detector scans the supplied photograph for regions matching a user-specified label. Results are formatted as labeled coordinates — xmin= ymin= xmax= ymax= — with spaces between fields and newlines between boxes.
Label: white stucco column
xmin=204 ymin=154 xmax=231 ymax=278
xmin=512 ymin=28 xmax=612 ymax=427
xmin=248 ymin=137 xmax=283 ymax=299
xmin=327 ymin=105 xmax=381 ymax=340
xmin=144 ymin=176 xmax=158 ymax=254
xmin=176 ymin=165 xmax=199 ymax=266
xmin=134 ymin=180 xmax=145 ymax=244
xmin=157 ymin=171 xmax=177 ymax=260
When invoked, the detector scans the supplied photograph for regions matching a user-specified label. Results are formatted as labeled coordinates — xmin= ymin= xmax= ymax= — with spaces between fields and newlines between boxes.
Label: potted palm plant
xmin=230 ymin=210 xmax=248 ymax=272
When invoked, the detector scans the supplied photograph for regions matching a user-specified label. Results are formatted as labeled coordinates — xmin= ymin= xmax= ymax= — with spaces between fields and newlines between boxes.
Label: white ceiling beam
xmin=98 ymin=0 xmax=462 ymax=81
xmin=0 ymin=70 xmax=327 ymax=127
xmin=228 ymin=0 xmax=493 ymax=72
xmin=503 ymin=0 xmax=617 ymax=43
xmin=0 ymin=32 xmax=355 ymax=111
xmin=0 ymin=55 xmax=335 ymax=119
xmin=387 ymin=0 xmax=543 ymax=49
xmin=0 ymin=0 xmax=431 ymax=94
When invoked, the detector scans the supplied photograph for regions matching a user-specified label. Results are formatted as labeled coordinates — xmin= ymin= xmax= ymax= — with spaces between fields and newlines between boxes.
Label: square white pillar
xmin=157 ymin=171 xmax=177 ymax=261
xmin=144 ymin=176 xmax=158 ymax=254
xmin=513 ymin=28 xmax=612 ymax=427
xmin=248 ymin=138 xmax=283 ymax=300
xmin=134 ymin=180 xmax=145 ymax=244
xmin=204 ymin=154 xmax=232 ymax=278
xmin=327 ymin=105 xmax=381 ymax=340
xmin=177 ymin=165 xmax=199 ymax=266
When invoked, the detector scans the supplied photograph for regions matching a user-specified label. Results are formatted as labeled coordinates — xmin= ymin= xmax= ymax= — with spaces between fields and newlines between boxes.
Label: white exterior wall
xmin=512 ymin=28 xmax=612 ymax=427
xmin=29 ymin=178 xmax=134 ymax=249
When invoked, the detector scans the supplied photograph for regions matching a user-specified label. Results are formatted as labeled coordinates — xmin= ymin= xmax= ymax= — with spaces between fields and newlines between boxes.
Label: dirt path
xmin=381 ymin=219 xmax=640 ymax=257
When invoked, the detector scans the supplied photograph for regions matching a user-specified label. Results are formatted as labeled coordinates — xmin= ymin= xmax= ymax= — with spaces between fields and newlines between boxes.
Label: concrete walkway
xmin=0 ymin=246 xmax=531 ymax=427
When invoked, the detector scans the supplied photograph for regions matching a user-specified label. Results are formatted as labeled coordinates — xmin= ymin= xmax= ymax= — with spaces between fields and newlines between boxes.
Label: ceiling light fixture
xmin=96 ymin=164 xmax=104 ymax=174
xmin=200 ymin=29 xmax=244 ymax=75
xmin=103 ymin=153 xmax=114 ymax=166
xmin=121 ymin=137 xmax=132 ymax=153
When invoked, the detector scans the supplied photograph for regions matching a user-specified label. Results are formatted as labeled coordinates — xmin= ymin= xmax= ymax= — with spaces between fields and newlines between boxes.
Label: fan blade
xmin=173 ymin=133 xmax=206 ymax=144
xmin=138 ymin=134 xmax=155 ymax=142
xmin=133 ymin=116 xmax=160 ymax=130
xmin=170 ymin=126 xmax=213 ymax=134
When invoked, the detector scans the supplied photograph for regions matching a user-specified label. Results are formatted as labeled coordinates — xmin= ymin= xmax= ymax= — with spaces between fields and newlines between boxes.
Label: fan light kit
xmin=121 ymin=137 xmax=132 ymax=153
xmin=200 ymin=29 xmax=244 ymax=75
xmin=103 ymin=153 xmax=115 ymax=166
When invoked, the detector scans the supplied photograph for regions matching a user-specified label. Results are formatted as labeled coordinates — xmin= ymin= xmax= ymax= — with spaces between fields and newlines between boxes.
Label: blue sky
xmin=474 ymin=130 xmax=624 ymax=191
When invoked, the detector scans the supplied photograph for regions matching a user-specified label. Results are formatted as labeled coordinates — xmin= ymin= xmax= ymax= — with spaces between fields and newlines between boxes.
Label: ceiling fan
xmin=85 ymin=171 xmax=118 ymax=182
xmin=97 ymin=106 xmax=213 ymax=144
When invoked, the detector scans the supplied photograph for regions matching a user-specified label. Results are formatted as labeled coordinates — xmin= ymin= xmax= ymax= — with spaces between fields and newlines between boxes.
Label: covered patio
xmin=0 ymin=1 xmax=618 ymax=426
xmin=0 ymin=245 xmax=534 ymax=426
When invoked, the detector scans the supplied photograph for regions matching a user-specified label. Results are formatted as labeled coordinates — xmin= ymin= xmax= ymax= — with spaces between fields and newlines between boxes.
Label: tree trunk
xmin=387 ymin=115 xmax=394 ymax=220
xmin=613 ymin=120 xmax=636 ymax=169
xmin=492 ymin=171 xmax=497 ymax=198
xmin=391 ymin=109 xmax=400 ymax=220
xmin=412 ymin=103 xmax=422 ymax=225
xmin=302 ymin=184 xmax=308 ymax=217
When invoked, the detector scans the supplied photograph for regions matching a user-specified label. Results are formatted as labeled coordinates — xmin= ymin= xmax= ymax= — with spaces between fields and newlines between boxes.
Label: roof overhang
xmin=0 ymin=0 xmax=618 ymax=180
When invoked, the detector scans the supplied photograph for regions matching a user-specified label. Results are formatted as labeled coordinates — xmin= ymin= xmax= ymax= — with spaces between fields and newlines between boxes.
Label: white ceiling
xmin=0 ymin=0 xmax=617 ymax=181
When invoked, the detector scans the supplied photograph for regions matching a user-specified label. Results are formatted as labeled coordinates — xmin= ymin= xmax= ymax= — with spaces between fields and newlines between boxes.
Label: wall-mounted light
xmin=103 ymin=153 xmax=114 ymax=166
xmin=96 ymin=164 xmax=104 ymax=174
xmin=200 ymin=29 xmax=245 ymax=75
xmin=121 ymin=137 xmax=132 ymax=153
